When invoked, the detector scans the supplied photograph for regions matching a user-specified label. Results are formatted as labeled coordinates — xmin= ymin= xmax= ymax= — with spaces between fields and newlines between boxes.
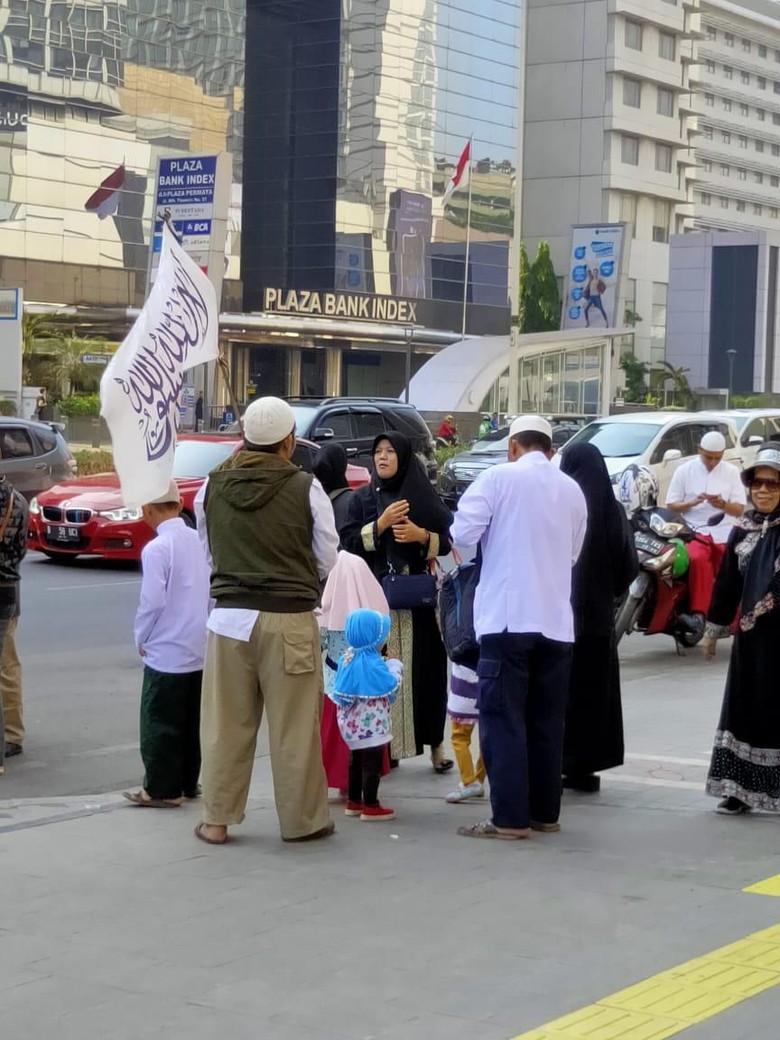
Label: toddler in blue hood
xmin=329 ymin=609 xmax=402 ymax=821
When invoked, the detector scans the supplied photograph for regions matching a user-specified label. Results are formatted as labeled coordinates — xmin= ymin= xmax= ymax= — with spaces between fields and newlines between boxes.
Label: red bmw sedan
xmin=27 ymin=435 xmax=369 ymax=562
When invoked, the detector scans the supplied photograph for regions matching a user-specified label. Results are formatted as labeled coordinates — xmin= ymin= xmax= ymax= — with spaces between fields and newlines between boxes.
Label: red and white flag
xmin=85 ymin=164 xmax=125 ymax=219
xmin=442 ymin=139 xmax=471 ymax=204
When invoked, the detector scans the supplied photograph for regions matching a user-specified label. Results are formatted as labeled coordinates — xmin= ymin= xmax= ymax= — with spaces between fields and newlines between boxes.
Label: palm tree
xmin=651 ymin=361 xmax=694 ymax=409
xmin=21 ymin=313 xmax=65 ymax=385
xmin=51 ymin=337 xmax=94 ymax=397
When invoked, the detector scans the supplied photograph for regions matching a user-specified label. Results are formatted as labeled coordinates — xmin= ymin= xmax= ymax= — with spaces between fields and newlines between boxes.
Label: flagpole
xmin=461 ymin=134 xmax=474 ymax=341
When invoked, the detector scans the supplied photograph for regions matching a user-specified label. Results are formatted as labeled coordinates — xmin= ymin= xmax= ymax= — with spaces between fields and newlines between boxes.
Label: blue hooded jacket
xmin=331 ymin=609 xmax=398 ymax=706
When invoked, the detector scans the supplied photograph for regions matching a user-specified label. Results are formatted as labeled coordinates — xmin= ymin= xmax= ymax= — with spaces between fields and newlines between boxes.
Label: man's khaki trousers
xmin=200 ymin=610 xmax=330 ymax=840
xmin=1 ymin=618 xmax=22 ymax=745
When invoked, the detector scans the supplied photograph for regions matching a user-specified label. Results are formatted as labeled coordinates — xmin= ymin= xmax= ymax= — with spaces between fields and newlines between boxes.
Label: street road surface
xmin=2 ymin=552 xmax=730 ymax=801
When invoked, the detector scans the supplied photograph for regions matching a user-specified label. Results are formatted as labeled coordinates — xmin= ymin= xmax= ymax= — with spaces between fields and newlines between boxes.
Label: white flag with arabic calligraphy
xmin=100 ymin=223 xmax=219 ymax=509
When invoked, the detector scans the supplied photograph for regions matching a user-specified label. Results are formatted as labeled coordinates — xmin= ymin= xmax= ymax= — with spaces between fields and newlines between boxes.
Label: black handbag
xmin=437 ymin=551 xmax=481 ymax=666
xmin=382 ymin=566 xmax=437 ymax=610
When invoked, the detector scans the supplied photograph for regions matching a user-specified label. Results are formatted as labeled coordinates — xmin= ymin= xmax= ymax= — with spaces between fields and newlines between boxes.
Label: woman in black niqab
xmin=341 ymin=431 xmax=453 ymax=770
xmin=560 ymin=443 xmax=638 ymax=791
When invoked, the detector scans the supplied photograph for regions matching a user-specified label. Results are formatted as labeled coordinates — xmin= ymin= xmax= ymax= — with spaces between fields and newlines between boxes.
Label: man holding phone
xmin=665 ymin=431 xmax=746 ymax=631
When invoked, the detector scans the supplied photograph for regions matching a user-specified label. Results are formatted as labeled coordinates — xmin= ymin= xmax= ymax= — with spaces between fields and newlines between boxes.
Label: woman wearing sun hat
xmin=704 ymin=441 xmax=780 ymax=815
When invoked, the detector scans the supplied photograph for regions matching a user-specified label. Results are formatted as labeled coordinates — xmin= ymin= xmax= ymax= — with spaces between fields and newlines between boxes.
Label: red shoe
xmin=345 ymin=801 xmax=363 ymax=817
xmin=360 ymin=804 xmax=395 ymax=821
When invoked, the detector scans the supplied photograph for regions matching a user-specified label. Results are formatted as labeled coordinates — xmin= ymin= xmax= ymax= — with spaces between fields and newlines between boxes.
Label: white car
xmin=721 ymin=409 xmax=780 ymax=469
xmin=558 ymin=412 xmax=744 ymax=502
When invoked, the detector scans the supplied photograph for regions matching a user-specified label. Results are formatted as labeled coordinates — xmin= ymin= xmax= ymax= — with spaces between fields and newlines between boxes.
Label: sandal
xmin=431 ymin=745 xmax=455 ymax=774
xmin=457 ymin=819 xmax=531 ymax=840
xmin=123 ymin=790 xmax=181 ymax=808
xmin=194 ymin=822 xmax=228 ymax=845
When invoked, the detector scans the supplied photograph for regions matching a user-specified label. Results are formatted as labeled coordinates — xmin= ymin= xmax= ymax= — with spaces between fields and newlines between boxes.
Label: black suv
xmin=286 ymin=398 xmax=437 ymax=481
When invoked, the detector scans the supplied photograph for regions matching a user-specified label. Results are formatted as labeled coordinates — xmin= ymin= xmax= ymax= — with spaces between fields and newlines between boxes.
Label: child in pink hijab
xmin=318 ymin=552 xmax=391 ymax=793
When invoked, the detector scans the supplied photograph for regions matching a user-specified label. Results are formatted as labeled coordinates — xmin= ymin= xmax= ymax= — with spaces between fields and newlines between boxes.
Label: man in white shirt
xmin=123 ymin=480 xmax=211 ymax=808
xmin=196 ymin=397 xmax=339 ymax=846
xmin=665 ymin=431 xmax=746 ymax=627
xmin=450 ymin=416 xmax=587 ymax=840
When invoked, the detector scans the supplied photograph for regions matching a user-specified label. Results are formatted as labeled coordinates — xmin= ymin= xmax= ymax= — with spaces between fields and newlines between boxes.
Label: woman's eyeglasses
xmin=749 ymin=477 xmax=780 ymax=491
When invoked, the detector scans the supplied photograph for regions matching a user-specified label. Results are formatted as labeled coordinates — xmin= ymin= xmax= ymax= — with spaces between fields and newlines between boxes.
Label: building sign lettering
xmin=263 ymin=288 xmax=418 ymax=324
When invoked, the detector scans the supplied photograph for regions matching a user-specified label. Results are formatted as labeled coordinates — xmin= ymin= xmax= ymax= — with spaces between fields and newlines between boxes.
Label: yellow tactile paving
xmin=744 ymin=874 xmax=780 ymax=898
xmin=511 ymin=923 xmax=780 ymax=1040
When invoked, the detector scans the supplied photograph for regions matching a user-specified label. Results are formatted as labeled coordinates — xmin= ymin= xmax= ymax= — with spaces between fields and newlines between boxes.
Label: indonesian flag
xmin=85 ymin=164 xmax=125 ymax=219
xmin=442 ymin=139 xmax=471 ymax=204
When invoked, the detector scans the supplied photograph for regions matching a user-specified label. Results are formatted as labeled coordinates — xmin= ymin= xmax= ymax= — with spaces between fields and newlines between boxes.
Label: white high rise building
xmin=691 ymin=0 xmax=780 ymax=231
xmin=522 ymin=0 xmax=701 ymax=366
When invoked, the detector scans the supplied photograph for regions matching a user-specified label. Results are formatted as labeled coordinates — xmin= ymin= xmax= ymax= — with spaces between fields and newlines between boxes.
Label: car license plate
xmin=45 ymin=524 xmax=79 ymax=543
xmin=635 ymin=532 xmax=665 ymax=555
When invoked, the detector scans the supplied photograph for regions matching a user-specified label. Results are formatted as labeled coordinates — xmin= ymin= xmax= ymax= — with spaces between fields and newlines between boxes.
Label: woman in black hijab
xmin=342 ymin=431 xmax=454 ymax=770
xmin=312 ymin=442 xmax=353 ymax=546
xmin=704 ymin=443 xmax=780 ymax=814
xmin=560 ymin=443 xmax=638 ymax=792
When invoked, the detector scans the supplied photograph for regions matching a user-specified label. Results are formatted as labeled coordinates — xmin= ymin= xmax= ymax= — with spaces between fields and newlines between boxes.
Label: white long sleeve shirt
xmin=450 ymin=451 xmax=588 ymax=642
xmin=195 ymin=473 xmax=338 ymax=641
xmin=134 ymin=517 xmax=211 ymax=672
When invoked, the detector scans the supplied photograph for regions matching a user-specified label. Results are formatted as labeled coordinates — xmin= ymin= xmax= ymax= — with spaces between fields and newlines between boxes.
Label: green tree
xmin=21 ymin=312 xmax=65 ymax=385
xmin=620 ymin=352 xmax=650 ymax=403
xmin=51 ymin=337 xmax=94 ymax=397
xmin=515 ymin=241 xmax=531 ymax=329
xmin=518 ymin=242 xmax=561 ymax=333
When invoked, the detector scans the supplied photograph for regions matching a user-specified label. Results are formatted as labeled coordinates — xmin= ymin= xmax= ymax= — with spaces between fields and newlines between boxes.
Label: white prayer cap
xmin=146 ymin=480 xmax=180 ymax=506
xmin=509 ymin=414 xmax=553 ymax=440
xmin=243 ymin=397 xmax=296 ymax=446
xmin=700 ymin=431 xmax=726 ymax=453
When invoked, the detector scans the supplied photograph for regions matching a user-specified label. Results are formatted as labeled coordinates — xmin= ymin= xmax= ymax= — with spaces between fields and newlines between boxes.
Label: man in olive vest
xmin=196 ymin=397 xmax=339 ymax=845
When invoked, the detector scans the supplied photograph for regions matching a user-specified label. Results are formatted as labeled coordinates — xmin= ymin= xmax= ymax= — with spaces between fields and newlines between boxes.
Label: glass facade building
xmin=243 ymin=0 xmax=521 ymax=336
xmin=0 ymin=0 xmax=245 ymax=309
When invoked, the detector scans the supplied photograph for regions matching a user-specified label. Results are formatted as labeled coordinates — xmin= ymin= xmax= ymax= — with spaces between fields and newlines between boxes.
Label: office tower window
xmin=738 ymin=135 xmax=748 ymax=148
xmin=756 ymin=140 xmax=765 ymax=152
xmin=776 ymin=49 xmax=780 ymax=62
xmin=739 ymin=168 xmax=747 ymax=180
xmin=760 ymin=45 xmax=768 ymax=58
xmin=759 ymin=76 xmax=767 ymax=89
xmin=705 ymin=93 xmax=714 ymax=107
xmin=723 ymin=99 xmax=732 ymax=112
xmin=743 ymin=39 xmax=751 ymax=53
xmin=702 ymin=160 xmax=712 ymax=172
xmin=773 ymin=114 xmax=780 ymax=125
xmin=621 ymin=135 xmax=639 ymax=165
xmin=625 ymin=20 xmax=643 ymax=50
xmin=653 ymin=201 xmax=671 ymax=243
xmin=721 ymin=165 xmax=730 ymax=176
xmin=620 ymin=193 xmax=637 ymax=224
xmin=701 ymin=192 xmax=712 ymax=205
xmin=623 ymin=77 xmax=641 ymax=108
xmin=724 ymin=66 xmax=733 ymax=79
xmin=772 ymin=176 xmax=779 ymax=187
xmin=774 ymin=144 xmax=780 ymax=156
xmin=658 ymin=32 xmax=675 ymax=61
xmin=706 ymin=60 xmax=716 ymax=74
xmin=755 ymin=172 xmax=764 ymax=184
xmin=772 ymin=208 xmax=778 ymax=219
xmin=740 ymin=103 xmax=749 ymax=116
xmin=725 ymin=33 xmax=734 ymax=48
xmin=657 ymin=87 xmax=674 ymax=117
xmin=706 ymin=26 xmax=716 ymax=41
xmin=755 ymin=204 xmax=763 ymax=215
xmin=758 ymin=109 xmax=766 ymax=121
xmin=775 ymin=82 xmax=780 ymax=93
xmin=722 ymin=131 xmax=731 ymax=144
xmin=737 ymin=200 xmax=746 ymax=212
xmin=720 ymin=197 xmax=729 ymax=209
xmin=742 ymin=71 xmax=750 ymax=85
xmin=703 ymin=126 xmax=713 ymax=139
xmin=656 ymin=143 xmax=673 ymax=173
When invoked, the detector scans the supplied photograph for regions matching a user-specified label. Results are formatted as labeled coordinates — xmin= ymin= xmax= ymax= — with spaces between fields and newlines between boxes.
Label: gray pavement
xmin=3 ymin=559 xmax=780 ymax=1038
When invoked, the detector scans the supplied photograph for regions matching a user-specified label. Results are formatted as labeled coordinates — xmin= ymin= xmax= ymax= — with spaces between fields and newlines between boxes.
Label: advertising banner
xmin=562 ymin=224 xmax=626 ymax=330
xmin=104 ymin=225 xmax=218 ymax=509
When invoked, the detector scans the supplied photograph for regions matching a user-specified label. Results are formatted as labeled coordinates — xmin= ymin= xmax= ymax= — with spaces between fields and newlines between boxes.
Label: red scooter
xmin=615 ymin=506 xmax=724 ymax=649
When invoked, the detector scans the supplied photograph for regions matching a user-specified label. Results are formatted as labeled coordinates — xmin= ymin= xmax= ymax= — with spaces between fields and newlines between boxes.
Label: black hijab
xmin=312 ymin=442 xmax=349 ymax=496
xmin=371 ymin=431 xmax=452 ymax=569
xmin=561 ymin=442 xmax=638 ymax=636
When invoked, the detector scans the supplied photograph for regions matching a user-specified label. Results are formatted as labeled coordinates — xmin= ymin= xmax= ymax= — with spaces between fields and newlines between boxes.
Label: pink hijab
xmin=318 ymin=552 xmax=389 ymax=632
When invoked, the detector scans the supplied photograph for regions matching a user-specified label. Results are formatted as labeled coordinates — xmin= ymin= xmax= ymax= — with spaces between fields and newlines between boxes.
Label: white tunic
xmin=665 ymin=457 xmax=746 ymax=544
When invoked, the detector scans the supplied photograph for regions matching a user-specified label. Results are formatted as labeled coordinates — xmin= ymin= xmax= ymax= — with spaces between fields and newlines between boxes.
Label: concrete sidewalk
xmin=2 ymin=637 xmax=780 ymax=1040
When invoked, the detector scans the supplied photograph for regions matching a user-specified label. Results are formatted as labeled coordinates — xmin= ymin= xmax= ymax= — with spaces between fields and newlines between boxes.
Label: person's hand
xmin=392 ymin=517 xmax=427 ymax=544
xmin=707 ymin=494 xmax=726 ymax=510
xmin=693 ymin=494 xmax=707 ymax=506
xmin=377 ymin=500 xmax=409 ymax=535
xmin=703 ymin=636 xmax=717 ymax=661
xmin=138 ymin=646 xmax=147 ymax=659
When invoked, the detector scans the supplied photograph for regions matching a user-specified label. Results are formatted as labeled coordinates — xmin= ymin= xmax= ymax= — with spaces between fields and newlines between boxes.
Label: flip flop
xmin=123 ymin=790 xmax=181 ymax=808
xmin=194 ymin=822 xmax=228 ymax=845
xmin=457 ymin=819 xmax=531 ymax=840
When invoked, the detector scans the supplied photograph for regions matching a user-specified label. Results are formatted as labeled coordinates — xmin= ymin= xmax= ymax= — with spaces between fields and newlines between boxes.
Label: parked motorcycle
xmin=614 ymin=506 xmax=724 ymax=649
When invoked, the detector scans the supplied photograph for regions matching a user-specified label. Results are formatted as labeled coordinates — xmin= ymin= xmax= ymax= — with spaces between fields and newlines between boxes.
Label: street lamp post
xmin=727 ymin=349 xmax=737 ymax=405
xmin=403 ymin=326 xmax=414 ymax=404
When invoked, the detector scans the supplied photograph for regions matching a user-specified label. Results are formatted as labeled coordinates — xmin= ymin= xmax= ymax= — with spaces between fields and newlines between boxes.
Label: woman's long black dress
xmin=341 ymin=433 xmax=452 ymax=760
xmin=706 ymin=513 xmax=780 ymax=809
xmin=560 ymin=445 xmax=638 ymax=779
